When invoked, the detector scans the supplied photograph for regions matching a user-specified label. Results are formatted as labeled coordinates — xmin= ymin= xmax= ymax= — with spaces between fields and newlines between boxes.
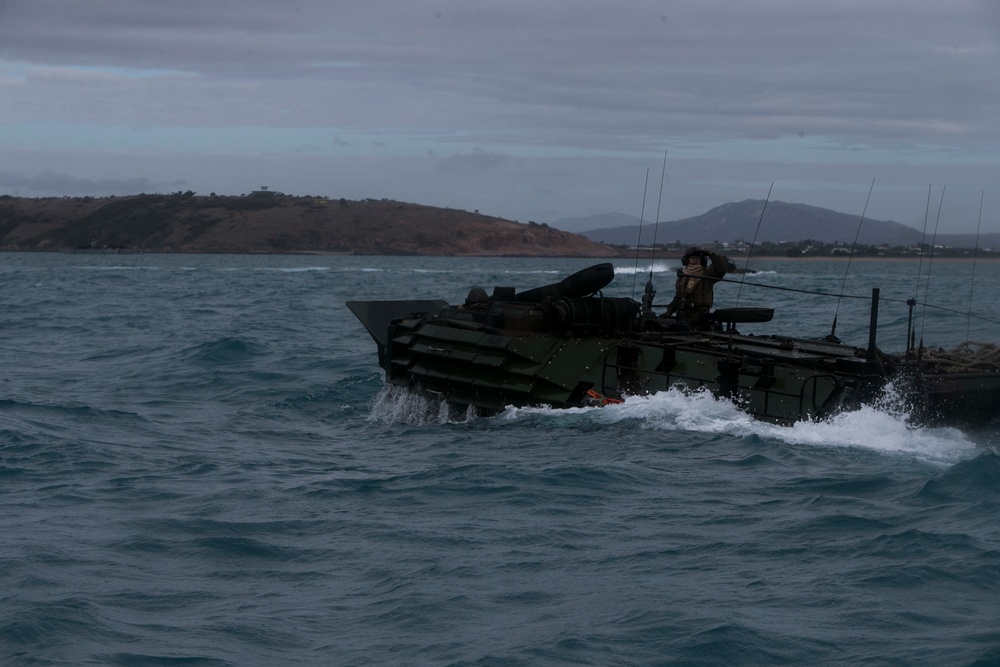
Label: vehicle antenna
xmin=642 ymin=151 xmax=668 ymax=317
xmin=733 ymin=183 xmax=773 ymax=310
xmin=907 ymin=185 xmax=933 ymax=358
xmin=917 ymin=185 xmax=947 ymax=358
xmin=827 ymin=178 xmax=875 ymax=342
xmin=630 ymin=168 xmax=650 ymax=303
xmin=966 ymin=190 xmax=985 ymax=341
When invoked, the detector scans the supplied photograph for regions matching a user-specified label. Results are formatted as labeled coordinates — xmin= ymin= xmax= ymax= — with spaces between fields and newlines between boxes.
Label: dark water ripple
xmin=2 ymin=254 xmax=1000 ymax=665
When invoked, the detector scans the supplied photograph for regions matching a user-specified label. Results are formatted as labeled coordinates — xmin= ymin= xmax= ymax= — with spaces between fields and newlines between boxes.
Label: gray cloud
xmin=437 ymin=148 xmax=511 ymax=173
xmin=3 ymin=1 xmax=997 ymax=141
xmin=0 ymin=169 xmax=166 ymax=195
xmin=0 ymin=1 xmax=997 ymax=228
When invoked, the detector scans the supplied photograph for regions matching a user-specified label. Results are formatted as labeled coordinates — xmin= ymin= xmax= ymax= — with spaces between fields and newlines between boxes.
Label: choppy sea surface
xmin=2 ymin=252 xmax=999 ymax=666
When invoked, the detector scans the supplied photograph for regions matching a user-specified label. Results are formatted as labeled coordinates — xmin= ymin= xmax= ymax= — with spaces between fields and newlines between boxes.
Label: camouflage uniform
xmin=665 ymin=248 xmax=728 ymax=329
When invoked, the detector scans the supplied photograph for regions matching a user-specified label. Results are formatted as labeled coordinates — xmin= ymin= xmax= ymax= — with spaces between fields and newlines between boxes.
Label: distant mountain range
xmin=553 ymin=200 xmax=1000 ymax=248
xmin=3 ymin=195 xmax=996 ymax=256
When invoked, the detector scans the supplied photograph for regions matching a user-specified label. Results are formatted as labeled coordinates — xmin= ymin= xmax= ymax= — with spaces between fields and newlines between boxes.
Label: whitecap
xmin=500 ymin=385 xmax=978 ymax=465
xmin=613 ymin=262 xmax=675 ymax=276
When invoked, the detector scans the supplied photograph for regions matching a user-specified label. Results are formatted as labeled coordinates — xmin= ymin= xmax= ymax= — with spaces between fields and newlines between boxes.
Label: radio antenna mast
xmin=630 ymin=169 xmax=650 ymax=302
xmin=967 ymin=190 xmax=985 ymax=341
xmin=734 ymin=183 xmax=773 ymax=310
xmin=828 ymin=178 xmax=875 ymax=342
xmin=642 ymin=151 xmax=668 ymax=316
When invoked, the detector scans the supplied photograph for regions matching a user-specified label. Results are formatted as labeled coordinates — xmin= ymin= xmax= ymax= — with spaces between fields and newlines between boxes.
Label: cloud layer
xmin=1 ymin=1 xmax=998 ymax=230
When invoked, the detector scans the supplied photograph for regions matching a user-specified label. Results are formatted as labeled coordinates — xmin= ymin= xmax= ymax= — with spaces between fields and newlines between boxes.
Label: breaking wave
xmin=368 ymin=385 xmax=479 ymax=426
xmin=368 ymin=381 xmax=979 ymax=466
xmin=500 ymin=386 xmax=979 ymax=466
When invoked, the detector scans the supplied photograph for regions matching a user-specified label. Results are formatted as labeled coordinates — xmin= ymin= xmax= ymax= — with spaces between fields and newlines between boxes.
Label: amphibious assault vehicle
xmin=348 ymin=263 xmax=1000 ymax=425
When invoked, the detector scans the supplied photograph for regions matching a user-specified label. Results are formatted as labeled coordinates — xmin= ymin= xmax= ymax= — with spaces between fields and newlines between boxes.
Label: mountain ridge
xmin=2 ymin=194 xmax=996 ymax=255
xmin=556 ymin=200 xmax=1000 ymax=248
xmin=0 ymin=193 xmax=620 ymax=256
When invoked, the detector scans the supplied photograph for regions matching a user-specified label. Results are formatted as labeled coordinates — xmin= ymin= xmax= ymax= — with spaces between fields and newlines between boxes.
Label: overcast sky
xmin=1 ymin=1 xmax=998 ymax=231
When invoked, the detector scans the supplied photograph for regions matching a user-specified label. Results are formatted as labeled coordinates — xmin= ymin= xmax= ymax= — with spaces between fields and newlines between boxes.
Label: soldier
xmin=463 ymin=286 xmax=489 ymax=309
xmin=664 ymin=247 xmax=728 ymax=329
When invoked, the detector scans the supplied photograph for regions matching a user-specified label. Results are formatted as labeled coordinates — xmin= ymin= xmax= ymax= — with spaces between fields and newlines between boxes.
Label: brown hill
xmin=0 ymin=193 xmax=620 ymax=257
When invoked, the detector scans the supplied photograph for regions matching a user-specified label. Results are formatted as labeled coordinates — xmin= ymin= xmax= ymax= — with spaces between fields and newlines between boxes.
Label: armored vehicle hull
xmin=348 ymin=263 xmax=1000 ymax=426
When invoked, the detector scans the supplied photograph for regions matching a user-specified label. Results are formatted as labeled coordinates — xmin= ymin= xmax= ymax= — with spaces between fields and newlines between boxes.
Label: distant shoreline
xmin=635 ymin=252 xmax=1000 ymax=264
xmin=735 ymin=255 xmax=1000 ymax=263
xmin=3 ymin=249 xmax=997 ymax=262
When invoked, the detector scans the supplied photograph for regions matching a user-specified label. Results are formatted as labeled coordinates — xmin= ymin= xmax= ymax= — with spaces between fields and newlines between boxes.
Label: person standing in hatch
xmin=664 ymin=247 xmax=729 ymax=329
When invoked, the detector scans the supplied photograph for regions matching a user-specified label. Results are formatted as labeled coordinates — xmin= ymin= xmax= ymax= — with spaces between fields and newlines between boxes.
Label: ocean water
xmin=2 ymin=252 xmax=999 ymax=666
